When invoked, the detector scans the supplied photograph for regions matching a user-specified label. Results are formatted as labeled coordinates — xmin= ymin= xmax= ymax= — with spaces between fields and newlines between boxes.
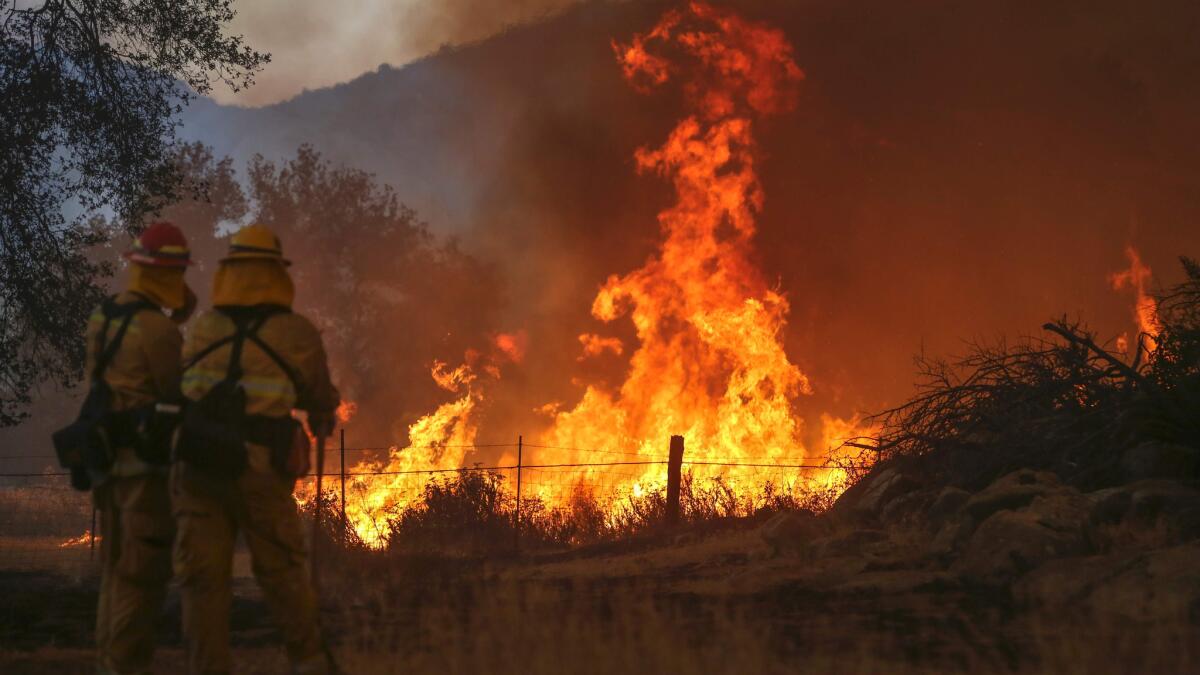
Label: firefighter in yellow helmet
xmin=172 ymin=223 xmax=339 ymax=675
xmin=87 ymin=222 xmax=196 ymax=674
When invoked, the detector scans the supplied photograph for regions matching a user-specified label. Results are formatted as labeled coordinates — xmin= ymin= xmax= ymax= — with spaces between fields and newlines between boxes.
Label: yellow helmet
xmin=222 ymin=223 xmax=291 ymax=266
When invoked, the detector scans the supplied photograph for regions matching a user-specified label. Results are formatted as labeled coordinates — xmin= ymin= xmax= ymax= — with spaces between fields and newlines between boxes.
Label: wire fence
xmin=0 ymin=432 xmax=857 ymax=572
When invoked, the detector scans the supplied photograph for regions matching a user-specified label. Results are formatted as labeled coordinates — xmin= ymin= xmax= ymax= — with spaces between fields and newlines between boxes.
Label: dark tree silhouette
xmin=0 ymin=1 xmax=267 ymax=425
xmin=246 ymin=145 xmax=503 ymax=441
xmin=141 ymin=142 xmax=249 ymax=291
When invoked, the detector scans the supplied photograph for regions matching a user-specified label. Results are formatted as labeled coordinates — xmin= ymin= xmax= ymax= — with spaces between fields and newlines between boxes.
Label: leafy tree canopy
xmin=0 ymin=0 xmax=267 ymax=425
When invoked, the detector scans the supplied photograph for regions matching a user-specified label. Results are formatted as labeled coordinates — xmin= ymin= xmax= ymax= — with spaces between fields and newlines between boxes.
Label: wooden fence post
xmin=666 ymin=435 xmax=684 ymax=526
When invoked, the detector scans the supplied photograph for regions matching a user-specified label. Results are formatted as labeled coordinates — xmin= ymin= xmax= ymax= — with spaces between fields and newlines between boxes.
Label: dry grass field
xmin=0 ymin=466 xmax=1195 ymax=667
xmin=4 ymin=515 xmax=1196 ymax=674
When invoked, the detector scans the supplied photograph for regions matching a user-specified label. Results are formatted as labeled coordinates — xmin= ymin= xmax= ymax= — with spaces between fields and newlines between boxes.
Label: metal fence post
xmin=666 ymin=435 xmax=684 ymax=527
xmin=514 ymin=435 xmax=523 ymax=554
xmin=340 ymin=427 xmax=346 ymax=546
xmin=312 ymin=433 xmax=326 ymax=590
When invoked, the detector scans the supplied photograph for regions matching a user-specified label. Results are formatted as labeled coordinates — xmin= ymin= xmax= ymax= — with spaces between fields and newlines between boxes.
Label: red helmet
xmin=124 ymin=222 xmax=192 ymax=268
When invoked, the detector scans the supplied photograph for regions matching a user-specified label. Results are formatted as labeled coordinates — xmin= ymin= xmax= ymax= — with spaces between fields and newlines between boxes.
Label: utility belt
xmin=110 ymin=404 xmax=181 ymax=460
xmin=174 ymin=408 xmax=310 ymax=479
xmin=54 ymin=402 xmax=181 ymax=466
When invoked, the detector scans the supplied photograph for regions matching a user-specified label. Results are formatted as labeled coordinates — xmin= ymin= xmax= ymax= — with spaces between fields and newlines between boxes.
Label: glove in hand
xmin=309 ymin=414 xmax=335 ymax=439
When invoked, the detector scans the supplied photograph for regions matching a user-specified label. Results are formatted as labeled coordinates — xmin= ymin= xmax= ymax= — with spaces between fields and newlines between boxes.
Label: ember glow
xmin=335 ymin=400 xmax=358 ymax=425
xmin=493 ymin=331 xmax=528 ymax=364
xmin=336 ymin=2 xmax=872 ymax=547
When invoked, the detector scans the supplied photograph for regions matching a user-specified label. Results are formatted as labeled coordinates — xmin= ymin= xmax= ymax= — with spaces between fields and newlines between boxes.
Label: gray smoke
xmin=217 ymin=0 xmax=583 ymax=106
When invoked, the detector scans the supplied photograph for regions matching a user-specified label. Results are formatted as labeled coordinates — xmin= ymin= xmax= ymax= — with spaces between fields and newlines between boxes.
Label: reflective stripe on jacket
xmin=84 ymin=291 xmax=182 ymax=476
xmin=181 ymin=309 xmax=338 ymax=419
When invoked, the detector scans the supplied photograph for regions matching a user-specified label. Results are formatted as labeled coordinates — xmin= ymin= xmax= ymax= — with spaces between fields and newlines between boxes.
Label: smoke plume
xmin=218 ymin=0 xmax=582 ymax=106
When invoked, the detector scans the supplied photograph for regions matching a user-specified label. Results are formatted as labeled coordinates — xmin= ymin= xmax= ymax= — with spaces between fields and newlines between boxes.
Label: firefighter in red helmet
xmin=89 ymin=222 xmax=196 ymax=674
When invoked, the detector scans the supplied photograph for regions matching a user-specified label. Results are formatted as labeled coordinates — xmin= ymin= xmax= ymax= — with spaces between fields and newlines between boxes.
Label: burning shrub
xmin=522 ymin=483 xmax=610 ymax=547
xmin=299 ymin=487 xmax=372 ymax=554
xmin=385 ymin=470 xmax=518 ymax=555
xmin=1142 ymin=257 xmax=1200 ymax=442
xmin=860 ymin=257 xmax=1200 ymax=491
xmin=313 ymin=466 xmax=842 ymax=557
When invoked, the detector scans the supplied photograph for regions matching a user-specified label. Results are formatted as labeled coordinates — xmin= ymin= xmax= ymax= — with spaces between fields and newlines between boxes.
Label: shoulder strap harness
xmin=184 ymin=306 xmax=303 ymax=395
xmin=92 ymin=295 xmax=157 ymax=382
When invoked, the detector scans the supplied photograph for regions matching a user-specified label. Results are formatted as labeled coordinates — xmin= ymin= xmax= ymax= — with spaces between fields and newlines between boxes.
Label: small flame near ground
xmin=335 ymin=2 xmax=876 ymax=547
xmin=59 ymin=530 xmax=96 ymax=548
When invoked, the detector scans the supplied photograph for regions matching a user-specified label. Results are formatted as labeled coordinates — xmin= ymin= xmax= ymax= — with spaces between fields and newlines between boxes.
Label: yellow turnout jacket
xmin=181 ymin=309 xmax=338 ymax=422
xmin=84 ymin=291 xmax=183 ymax=476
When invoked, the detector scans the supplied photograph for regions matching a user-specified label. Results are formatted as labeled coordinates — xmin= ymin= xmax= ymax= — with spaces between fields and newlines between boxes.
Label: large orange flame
xmin=334 ymin=3 xmax=870 ymax=547
xmin=536 ymin=2 xmax=857 ymax=498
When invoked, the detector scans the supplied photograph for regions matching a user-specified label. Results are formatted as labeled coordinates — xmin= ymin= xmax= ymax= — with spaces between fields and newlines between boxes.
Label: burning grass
xmin=303 ymin=468 xmax=840 ymax=557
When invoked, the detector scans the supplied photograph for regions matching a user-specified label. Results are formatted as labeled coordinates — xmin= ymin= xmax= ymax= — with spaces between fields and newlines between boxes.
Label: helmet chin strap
xmin=170 ymin=284 xmax=198 ymax=325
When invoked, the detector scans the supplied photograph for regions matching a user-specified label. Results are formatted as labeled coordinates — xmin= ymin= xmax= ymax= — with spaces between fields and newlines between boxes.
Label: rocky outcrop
xmin=788 ymin=445 xmax=1200 ymax=614
xmin=953 ymin=490 xmax=1092 ymax=581
xmin=1086 ymin=479 xmax=1200 ymax=550
xmin=1119 ymin=441 xmax=1200 ymax=482
xmin=823 ymin=457 xmax=934 ymax=544
xmin=960 ymin=469 xmax=1063 ymax=522
xmin=1017 ymin=542 xmax=1200 ymax=623
xmin=809 ymin=528 xmax=889 ymax=559
xmin=929 ymin=515 xmax=974 ymax=558
xmin=927 ymin=487 xmax=970 ymax=527
xmin=919 ymin=470 xmax=1087 ymax=567
xmin=845 ymin=466 xmax=920 ymax=520
xmin=759 ymin=509 xmax=827 ymax=556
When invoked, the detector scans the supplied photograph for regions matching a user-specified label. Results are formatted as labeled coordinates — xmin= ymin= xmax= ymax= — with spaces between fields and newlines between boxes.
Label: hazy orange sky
xmin=217 ymin=0 xmax=583 ymax=106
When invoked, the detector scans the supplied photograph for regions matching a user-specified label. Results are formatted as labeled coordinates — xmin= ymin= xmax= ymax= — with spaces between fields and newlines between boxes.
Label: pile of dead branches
xmin=852 ymin=257 xmax=1200 ymax=491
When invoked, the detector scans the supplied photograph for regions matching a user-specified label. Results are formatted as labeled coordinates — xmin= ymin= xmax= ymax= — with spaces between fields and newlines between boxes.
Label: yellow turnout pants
xmin=95 ymin=473 xmax=174 ymax=675
xmin=170 ymin=462 xmax=327 ymax=675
